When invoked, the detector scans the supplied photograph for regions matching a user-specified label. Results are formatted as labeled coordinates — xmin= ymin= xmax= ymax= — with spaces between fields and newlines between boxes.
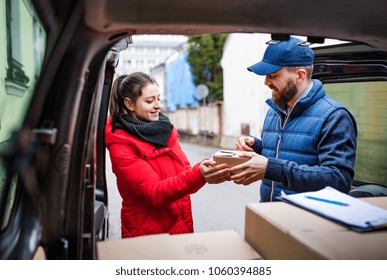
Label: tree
xmin=186 ymin=34 xmax=228 ymax=101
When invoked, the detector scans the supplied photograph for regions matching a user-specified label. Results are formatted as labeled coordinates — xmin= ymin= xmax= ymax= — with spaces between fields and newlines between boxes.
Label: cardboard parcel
xmin=98 ymin=230 xmax=262 ymax=260
xmin=244 ymin=197 xmax=387 ymax=260
xmin=212 ymin=150 xmax=249 ymax=167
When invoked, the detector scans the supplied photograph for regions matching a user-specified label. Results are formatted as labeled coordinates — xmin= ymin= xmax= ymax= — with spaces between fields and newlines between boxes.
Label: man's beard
xmin=272 ymin=79 xmax=298 ymax=110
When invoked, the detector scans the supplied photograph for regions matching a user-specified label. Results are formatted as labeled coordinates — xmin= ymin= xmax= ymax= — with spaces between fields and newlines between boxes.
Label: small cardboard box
xmin=213 ymin=150 xmax=249 ymax=167
xmin=97 ymin=230 xmax=262 ymax=260
xmin=245 ymin=197 xmax=387 ymax=260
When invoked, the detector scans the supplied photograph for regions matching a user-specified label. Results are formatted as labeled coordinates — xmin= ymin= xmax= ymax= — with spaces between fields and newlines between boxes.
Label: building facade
xmin=1 ymin=0 xmax=45 ymax=144
xmin=116 ymin=35 xmax=188 ymax=76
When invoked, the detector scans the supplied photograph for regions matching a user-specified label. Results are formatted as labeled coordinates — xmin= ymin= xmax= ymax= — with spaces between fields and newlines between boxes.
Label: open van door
xmin=0 ymin=0 xmax=131 ymax=259
xmin=312 ymin=43 xmax=387 ymax=197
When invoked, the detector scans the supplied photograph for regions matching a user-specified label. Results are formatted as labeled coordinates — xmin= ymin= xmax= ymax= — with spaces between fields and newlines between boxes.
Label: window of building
xmin=5 ymin=0 xmax=29 ymax=96
xmin=1 ymin=0 xmax=46 ymax=231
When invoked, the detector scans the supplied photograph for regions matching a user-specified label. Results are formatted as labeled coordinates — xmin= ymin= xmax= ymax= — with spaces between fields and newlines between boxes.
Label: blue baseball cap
xmin=248 ymin=36 xmax=314 ymax=75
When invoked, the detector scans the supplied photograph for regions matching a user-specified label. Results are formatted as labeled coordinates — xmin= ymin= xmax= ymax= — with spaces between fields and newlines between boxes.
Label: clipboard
xmin=278 ymin=187 xmax=387 ymax=232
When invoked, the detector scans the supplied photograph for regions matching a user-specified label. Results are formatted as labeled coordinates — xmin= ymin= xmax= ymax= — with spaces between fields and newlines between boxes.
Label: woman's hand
xmin=199 ymin=159 xmax=231 ymax=184
xmin=230 ymin=152 xmax=268 ymax=185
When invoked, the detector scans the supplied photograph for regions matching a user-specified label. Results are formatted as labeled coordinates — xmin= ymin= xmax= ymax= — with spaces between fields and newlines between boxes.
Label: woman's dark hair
xmin=109 ymin=72 xmax=158 ymax=125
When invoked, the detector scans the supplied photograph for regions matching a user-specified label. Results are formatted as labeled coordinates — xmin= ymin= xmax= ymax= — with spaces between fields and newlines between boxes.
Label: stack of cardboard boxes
xmin=98 ymin=150 xmax=387 ymax=260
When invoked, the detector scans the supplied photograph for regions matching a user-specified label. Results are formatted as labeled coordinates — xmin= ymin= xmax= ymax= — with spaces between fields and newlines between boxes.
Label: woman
xmin=105 ymin=72 xmax=230 ymax=238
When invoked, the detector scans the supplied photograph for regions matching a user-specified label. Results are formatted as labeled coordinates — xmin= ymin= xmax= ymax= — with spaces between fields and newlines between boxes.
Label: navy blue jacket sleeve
xmin=250 ymin=135 xmax=263 ymax=154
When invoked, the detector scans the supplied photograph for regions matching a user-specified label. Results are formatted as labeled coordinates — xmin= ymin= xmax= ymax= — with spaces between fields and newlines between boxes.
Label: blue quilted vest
xmin=260 ymin=79 xmax=349 ymax=201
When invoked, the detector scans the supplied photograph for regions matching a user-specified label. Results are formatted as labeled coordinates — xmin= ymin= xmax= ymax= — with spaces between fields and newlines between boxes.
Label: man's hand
xmin=236 ymin=136 xmax=255 ymax=152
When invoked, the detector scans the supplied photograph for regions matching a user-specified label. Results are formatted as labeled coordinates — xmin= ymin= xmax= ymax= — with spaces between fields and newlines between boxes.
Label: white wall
xmin=167 ymin=104 xmax=219 ymax=136
xmin=220 ymin=33 xmax=272 ymax=148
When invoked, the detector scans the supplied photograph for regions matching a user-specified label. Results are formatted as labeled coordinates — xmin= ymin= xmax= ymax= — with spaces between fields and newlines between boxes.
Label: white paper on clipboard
xmin=279 ymin=187 xmax=387 ymax=231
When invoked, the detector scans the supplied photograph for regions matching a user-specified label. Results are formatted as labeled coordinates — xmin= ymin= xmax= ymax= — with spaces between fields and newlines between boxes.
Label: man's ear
xmin=124 ymin=98 xmax=134 ymax=111
xmin=296 ymin=68 xmax=307 ymax=81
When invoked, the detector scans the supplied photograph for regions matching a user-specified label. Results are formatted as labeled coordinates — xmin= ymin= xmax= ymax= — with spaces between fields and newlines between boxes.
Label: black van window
xmin=325 ymin=81 xmax=387 ymax=186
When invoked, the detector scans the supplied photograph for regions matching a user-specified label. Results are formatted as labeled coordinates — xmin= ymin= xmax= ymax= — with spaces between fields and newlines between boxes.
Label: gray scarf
xmin=115 ymin=113 xmax=173 ymax=148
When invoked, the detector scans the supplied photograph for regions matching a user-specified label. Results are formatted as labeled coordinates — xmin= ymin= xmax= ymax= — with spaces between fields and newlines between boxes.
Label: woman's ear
xmin=124 ymin=98 xmax=134 ymax=111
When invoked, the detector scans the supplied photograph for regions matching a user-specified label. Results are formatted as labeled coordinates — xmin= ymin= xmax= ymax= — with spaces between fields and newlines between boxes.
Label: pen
xmin=304 ymin=195 xmax=349 ymax=206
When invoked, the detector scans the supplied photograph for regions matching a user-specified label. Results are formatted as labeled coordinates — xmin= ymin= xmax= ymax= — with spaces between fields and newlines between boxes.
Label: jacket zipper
xmin=269 ymin=105 xmax=295 ymax=201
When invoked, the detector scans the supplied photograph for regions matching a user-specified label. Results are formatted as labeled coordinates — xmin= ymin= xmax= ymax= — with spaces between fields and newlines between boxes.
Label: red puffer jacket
xmin=105 ymin=118 xmax=206 ymax=238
